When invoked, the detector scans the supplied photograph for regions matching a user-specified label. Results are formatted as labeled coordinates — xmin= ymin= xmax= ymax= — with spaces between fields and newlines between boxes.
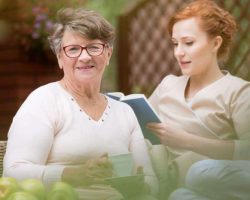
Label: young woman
xmin=147 ymin=0 xmax=250 ymax=198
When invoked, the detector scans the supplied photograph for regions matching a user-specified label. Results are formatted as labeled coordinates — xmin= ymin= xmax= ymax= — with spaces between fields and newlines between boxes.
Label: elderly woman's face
xmin=58 ymin=30 xmax=112 ymax=85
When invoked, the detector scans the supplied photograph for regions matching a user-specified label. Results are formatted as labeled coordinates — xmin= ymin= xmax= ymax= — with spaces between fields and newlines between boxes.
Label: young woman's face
xmin=58 ymin=30 xmax=112 ymax=85
xmin=172 ymin=17 xmax=217 ymax=76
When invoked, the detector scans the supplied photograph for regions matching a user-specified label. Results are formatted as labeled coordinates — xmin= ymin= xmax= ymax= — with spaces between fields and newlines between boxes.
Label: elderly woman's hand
xmin=62 ymin=154 xmax=113 ymax=186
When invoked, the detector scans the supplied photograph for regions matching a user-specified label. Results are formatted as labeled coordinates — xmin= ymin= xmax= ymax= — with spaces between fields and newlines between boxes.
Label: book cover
xmin=104 ymin=174 xmax=144 ymax=198
xmin=104 ymin=152 xmax=145 ymax=197
xmin=106 ymin=93 xmax=161 ymax=144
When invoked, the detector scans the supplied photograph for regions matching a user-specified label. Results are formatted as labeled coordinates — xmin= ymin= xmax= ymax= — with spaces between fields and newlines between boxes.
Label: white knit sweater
xmin=3 ymin=82 xmax=158 ymax=194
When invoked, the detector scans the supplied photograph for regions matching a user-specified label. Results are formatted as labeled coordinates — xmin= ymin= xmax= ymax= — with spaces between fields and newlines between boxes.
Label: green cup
xmin=109 ymin=153 xmax=134 ymax=177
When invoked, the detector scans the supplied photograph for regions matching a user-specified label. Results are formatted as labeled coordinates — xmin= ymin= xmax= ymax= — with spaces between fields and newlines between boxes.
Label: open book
xmin=106 ymin=92 xmax=161 ymax=144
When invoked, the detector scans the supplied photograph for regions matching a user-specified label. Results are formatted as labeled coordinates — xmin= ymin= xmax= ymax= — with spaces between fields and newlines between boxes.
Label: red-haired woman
xmin=147 ymin=0 xmax=250 ymax=198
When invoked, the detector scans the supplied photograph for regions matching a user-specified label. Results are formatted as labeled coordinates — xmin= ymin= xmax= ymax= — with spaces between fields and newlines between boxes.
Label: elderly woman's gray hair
xmin=48 ymin=8 xmax=115 ymax=55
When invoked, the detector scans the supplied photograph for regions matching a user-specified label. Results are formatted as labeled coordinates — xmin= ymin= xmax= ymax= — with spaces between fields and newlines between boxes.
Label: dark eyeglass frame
xmin=62 ymin=43 xmax=108 ymax=58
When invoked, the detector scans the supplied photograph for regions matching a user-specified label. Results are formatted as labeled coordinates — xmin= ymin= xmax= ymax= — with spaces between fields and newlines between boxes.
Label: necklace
xmin=60 ymin=80 xmax=108 ymax=121
xmin=60 ymin=80 xmax=105 ymax=104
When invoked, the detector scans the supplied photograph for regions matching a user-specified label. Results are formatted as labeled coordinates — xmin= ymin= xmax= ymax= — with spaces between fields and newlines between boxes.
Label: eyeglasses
xmin=63 ymin=43 xmax=107 ymax=58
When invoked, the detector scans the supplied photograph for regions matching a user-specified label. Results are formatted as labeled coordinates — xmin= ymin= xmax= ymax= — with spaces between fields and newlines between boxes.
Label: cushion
xmin=0 ymin=140 xmax=7 ymax=177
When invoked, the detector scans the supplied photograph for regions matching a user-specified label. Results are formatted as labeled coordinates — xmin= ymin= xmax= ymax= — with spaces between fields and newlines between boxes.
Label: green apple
xmin=19 ymin=179 xmax=46 ymax=200
xmin=0 ymin=177 xmax=20 ymax=199
xmin=47 ymin=182 xmax=78 ymax=200
xmin=6 ymin=191 xmax=38 ymax=200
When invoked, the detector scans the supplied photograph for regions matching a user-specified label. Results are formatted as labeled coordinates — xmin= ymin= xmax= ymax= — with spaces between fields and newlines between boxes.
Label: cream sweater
xmin=3 ymin=82 xmax=158 ymax=194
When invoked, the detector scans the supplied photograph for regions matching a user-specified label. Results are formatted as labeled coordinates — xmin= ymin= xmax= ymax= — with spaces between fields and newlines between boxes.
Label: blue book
xmin=106 ymin=92 xmax=161 ymax=144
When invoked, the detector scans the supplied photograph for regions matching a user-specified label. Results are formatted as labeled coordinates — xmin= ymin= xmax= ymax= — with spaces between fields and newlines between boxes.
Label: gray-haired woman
xmin=3 ymin=8 xmax=158 ymax=200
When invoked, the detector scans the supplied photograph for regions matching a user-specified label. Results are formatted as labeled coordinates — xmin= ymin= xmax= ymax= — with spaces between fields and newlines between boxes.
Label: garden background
xmin=0 ymin=0 xmax=249 ymax=139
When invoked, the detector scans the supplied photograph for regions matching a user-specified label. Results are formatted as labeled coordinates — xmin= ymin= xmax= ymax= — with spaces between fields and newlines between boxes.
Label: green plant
xmin=14 ymin=0 xmax=86 ymax=62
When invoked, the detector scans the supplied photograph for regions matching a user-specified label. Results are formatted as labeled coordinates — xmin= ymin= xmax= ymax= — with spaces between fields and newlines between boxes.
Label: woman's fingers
xmin=147 ymin=122 xmax=167 ymax=137
xmin=147 ymin=122 xmax=164 ymax=128
xmin=84 ymin=156 xmax=113 ymax=179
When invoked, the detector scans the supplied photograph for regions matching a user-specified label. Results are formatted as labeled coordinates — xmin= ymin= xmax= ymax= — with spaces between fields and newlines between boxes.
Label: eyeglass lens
xmin=63 ymin=43 xmax=105 ymax=58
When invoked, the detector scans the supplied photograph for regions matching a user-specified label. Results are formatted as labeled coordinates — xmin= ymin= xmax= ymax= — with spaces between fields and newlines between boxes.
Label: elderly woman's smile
xmin=76 ymin=65 xmax=94 ymax=70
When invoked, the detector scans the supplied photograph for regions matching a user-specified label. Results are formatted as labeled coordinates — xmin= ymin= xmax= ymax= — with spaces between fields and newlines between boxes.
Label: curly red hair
xmin=168 ymin=0 xmax=237 ymax=61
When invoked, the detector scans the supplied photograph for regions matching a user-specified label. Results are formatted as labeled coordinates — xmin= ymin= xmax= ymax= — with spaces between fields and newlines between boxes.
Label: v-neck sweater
xmin=3 ymin=82 xmax=158 ymax=194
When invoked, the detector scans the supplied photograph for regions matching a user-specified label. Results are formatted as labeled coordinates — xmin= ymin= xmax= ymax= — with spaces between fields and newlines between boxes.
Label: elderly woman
xmin=3 ymin=8 xmax=158 ymax=200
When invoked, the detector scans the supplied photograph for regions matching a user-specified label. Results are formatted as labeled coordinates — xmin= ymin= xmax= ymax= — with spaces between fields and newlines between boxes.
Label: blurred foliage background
xmin=85 ymin=0 xmax=139 ymax=92
xmin=10 ymin=0 xmax=139 ymax=92
xmin=0 ymin=0 xmax=140 ymax=92
xmin=1 ymin=0 xmax=248 ymax=92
